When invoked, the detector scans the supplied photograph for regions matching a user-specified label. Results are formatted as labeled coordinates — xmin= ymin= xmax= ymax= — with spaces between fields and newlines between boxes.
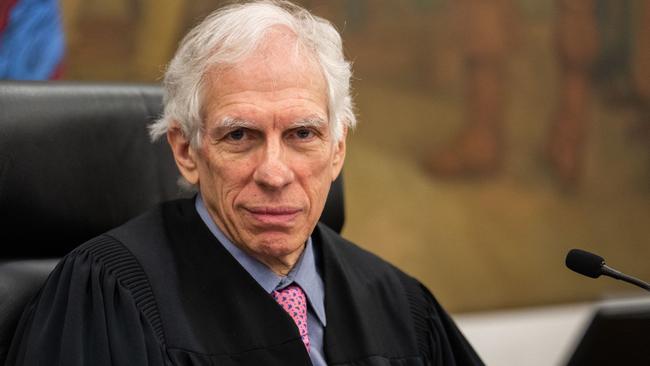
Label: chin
xmin=253 ymin=233 xmax=306 ymax=259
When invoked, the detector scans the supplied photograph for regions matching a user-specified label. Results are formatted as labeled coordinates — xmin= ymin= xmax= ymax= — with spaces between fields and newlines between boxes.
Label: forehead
xmin=201 ymin=27 xmax=328 ymax=119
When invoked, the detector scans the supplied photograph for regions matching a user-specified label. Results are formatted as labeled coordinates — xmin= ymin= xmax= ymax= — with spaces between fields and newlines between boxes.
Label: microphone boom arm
xmin=601 ymin=265 xmax=650 ymax=292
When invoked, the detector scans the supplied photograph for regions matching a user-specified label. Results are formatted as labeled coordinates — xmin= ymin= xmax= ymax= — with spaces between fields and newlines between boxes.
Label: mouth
xmin=244 ymin=206 xmax=302 ymax=226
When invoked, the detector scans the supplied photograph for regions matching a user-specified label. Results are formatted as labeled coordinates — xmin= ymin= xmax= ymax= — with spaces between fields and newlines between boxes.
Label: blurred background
xmin=2 ymin=0 xmax=649 ymax=314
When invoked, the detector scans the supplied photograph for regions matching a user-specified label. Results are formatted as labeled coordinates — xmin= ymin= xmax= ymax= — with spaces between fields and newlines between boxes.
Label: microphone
xmin=565 ymin=249 xmax=650 ymax=292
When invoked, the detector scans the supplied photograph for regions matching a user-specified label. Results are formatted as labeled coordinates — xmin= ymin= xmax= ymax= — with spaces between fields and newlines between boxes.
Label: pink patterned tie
xmin=272 ymin=284 xmax=310 ymax=352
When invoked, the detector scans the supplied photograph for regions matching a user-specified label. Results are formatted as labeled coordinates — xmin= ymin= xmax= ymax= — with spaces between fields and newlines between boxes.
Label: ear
xmin=167 ymin=124 xmax=200 ymax=185
xmin=331 ymin=126 xmax=347 ymax=181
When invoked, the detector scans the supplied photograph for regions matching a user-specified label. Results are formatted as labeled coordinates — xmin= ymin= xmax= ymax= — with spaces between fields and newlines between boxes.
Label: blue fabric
xmin=195 ymin=195 xmax=328 ymax=365
xmin=0 ymin=0 xmax=64 ymax=79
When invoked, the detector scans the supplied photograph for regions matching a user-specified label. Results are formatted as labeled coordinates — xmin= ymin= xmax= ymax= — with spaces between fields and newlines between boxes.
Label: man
xmin=7 ymin=1 xmax=482 ymax=365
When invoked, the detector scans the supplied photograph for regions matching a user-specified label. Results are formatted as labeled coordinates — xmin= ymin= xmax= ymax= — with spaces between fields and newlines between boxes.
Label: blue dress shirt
xmin=195 ymin=195 xmax=327 ymax=366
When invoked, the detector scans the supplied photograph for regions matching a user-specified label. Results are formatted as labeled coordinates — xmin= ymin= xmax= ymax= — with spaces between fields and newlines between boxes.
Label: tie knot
xmin=272 ymin=284 xmax=310 ymax=352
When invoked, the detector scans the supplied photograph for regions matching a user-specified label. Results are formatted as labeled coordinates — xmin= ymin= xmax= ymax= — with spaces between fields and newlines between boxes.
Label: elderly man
xmin=7 ymin=1 xmax=482 ymax=365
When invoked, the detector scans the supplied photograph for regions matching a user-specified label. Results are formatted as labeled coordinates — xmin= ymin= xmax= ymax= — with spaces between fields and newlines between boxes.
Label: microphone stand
xmin=601 ymin=265 xmax=650 ymax=292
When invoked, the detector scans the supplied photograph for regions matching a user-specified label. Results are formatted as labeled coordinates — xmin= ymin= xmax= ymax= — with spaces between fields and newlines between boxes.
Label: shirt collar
xmin=195 ymin=194 xmax=326 ymax=326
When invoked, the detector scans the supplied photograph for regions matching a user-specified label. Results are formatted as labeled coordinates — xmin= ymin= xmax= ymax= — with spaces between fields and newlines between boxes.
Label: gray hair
xmin=148 ymin=0 xmax=356 ymax=146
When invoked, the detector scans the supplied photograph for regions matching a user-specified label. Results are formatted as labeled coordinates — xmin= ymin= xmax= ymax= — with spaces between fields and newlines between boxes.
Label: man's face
xmin=169 ymin=28 xmax=346 ymax=273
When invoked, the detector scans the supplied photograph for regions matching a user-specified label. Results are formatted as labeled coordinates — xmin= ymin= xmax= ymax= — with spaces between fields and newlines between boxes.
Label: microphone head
xmin=566 ymin=249 xmax=605 ymax=279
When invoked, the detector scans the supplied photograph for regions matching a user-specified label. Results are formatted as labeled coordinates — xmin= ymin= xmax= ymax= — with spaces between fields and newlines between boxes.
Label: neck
xmin=255 ymin=244 xmax=306 ymax=276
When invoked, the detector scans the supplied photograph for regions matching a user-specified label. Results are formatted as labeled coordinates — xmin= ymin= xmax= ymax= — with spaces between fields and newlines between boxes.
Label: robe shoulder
xmin=316 ymin=223 xmax=484 ymax=366
xmin=9 ymin=200 xmax=314 ymax=365
xmin=5 ymin=234 xmax=169 ymax=366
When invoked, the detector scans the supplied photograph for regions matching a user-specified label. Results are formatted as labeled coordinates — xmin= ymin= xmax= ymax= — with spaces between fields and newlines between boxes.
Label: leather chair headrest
xmin=0 ymin=82 xmax=183 ymax=257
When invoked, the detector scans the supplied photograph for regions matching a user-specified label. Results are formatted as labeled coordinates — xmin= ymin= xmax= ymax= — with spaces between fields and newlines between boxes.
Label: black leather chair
xmin=0 ymin=81 xmax=345 ymax=364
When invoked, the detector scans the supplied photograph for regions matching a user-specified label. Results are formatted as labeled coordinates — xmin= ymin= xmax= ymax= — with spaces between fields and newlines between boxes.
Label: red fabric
xmin=0 ymin=0 xmax=19 ymax=34
xmin=49 ymin=60 xmax=65 ymax=79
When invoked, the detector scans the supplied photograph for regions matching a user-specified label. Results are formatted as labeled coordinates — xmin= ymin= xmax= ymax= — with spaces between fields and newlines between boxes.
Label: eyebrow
xmin=288 ymin=115 xmax=327 ymax=129
xmin=217 ymin=116 xmax=256 ymax=130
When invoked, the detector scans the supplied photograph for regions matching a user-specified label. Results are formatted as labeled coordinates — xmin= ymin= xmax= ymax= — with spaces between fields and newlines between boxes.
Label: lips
xmin=244 ymin=206 xmax=302 ymax=226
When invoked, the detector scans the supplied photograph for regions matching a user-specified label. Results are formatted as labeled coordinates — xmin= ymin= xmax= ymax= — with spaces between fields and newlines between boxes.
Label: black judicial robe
xmin=6 ymin=199 xmax=483 ymax=366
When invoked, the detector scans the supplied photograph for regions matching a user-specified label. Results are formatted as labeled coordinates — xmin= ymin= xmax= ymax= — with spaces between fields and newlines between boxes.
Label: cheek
xmin=201 ymin=154 xmax=256 ymax=206
xmin=296 ymin=156 xmax=333 ymax=207
xmin=293 ymin=152 xmax=329 ymax=180
xmin=226 ymin=162 xmax=265 ymax=209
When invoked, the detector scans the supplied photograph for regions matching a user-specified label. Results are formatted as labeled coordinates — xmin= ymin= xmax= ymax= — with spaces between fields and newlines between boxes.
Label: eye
xmin=227 ymin=128 xmax=246 ymax=141
xmin=294 ymin=128 xmax=314 ymax=139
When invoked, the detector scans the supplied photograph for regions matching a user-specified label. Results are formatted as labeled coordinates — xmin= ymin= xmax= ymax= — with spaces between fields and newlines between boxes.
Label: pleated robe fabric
xmin=6 ymin=199 xmax=483 ymax=366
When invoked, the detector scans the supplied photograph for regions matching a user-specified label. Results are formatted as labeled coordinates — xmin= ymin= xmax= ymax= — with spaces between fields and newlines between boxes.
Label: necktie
xmin=272 ymin=284 xmax=310 ymax=352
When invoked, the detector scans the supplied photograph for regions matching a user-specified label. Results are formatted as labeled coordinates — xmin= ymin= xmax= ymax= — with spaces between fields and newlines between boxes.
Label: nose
xmin=253 ymin=140 xmax=295 ymax=190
